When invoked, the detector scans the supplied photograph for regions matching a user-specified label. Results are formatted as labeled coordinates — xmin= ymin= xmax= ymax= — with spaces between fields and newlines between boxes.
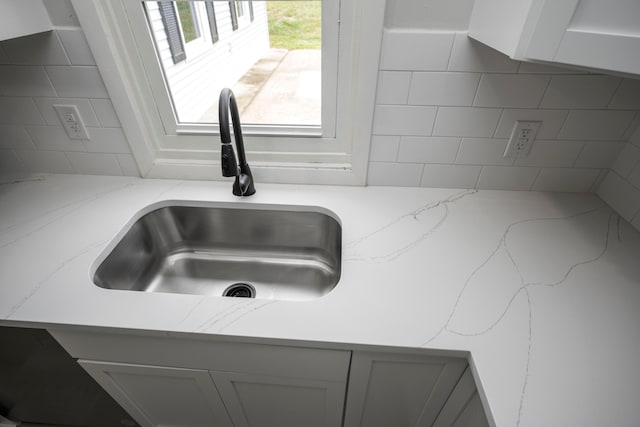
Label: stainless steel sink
xmin=93 ymin=202 xmax=341 ymax=301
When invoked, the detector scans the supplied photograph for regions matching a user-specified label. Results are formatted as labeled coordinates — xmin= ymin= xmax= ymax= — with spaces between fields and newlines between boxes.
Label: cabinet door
xmin=0 ymin=0 xmax=52 ymax=41
xmin=433 ymin=367 xmax=489 ymax=427
xmin=549 ymin=0 xmax=640 ymax=75
xmin=343 ymin=351 xmax=467 ymax=427
xmin=470 ymin=0 xmax=640 ymax=75
xmin=211 ymin=371 xmax=346 ymax=427
xmin=79 ymin=360 xmax=233 ymax=427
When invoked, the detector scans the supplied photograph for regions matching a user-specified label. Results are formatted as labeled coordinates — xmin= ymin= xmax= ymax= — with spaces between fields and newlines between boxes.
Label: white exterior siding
xmin=146 ymin=1 xmax=270 ymax=122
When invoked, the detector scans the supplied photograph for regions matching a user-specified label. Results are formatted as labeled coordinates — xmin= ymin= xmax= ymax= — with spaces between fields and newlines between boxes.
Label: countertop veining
xmin=1 ymin=174 xmax=639 ymax=427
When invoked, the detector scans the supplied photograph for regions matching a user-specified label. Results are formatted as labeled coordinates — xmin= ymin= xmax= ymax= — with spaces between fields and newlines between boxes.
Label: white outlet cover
xmin=504 ymin=120 xmax=541 ymax=158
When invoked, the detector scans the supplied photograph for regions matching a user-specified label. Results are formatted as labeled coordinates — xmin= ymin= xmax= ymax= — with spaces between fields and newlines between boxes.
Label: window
xmin=71 ymin=0 xmax=385 ymax=185
xmin=177 ymin=2 xmax=200 ymax=42
xmin=146 ymin=1 xmax=321 ymax=126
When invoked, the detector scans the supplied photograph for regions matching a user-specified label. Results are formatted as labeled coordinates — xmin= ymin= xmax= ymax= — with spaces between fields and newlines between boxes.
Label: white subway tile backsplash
xmin=632 ymin=213 xmax=640 ymax=230
xmin=66 ymin=152 xmax=123 ymax=176
xmin=557 ymin=110 xmax=635 ymax=141
xmin=408 ymin=72 xmax=480 ymax=106
xmin=494 ymin=109 xmax=568 ymax=139
xmin=474 ymin=74 xmax=549 ymax=108
xmin=116 ymin=154 xmax=141 ymax=177
xmin=45 ymin=66 xmax=109 ymax=98
xmin=456 ymin=138 xmax=512 ymax=165
xmin=15 ymin=150 xmax=74 ymax=174
xmin=597 ymin=171 xmax=640 ymax=221
xmin=448 ymin=34 xmax=519 ymax=73
xmin=517 ymin=62 xmax=583 ymax=74
xmin=0 ymin=150 xmax=25 ymax=175
xmin=590 ymin=169 xmax=609 ymax=192
xmin=532 ymin=168 xmax=600 ymax=192
xmin=0 ymin=66 xmax=56 ymax=97
xmin=34 ymin=97 xmax=100 ymax=126
xmin=631 ymin=124 xmax=640 ymax=147
xmin=369 ymin=136 xmax=400 ymax=162
xmin=0 ymin=46 xmax=8 ymax=63
xmin=376 ymin=71 xmax=411 ymax=104
xmin=367 ymin=162 xmax=423 ymax=187
xmin=26 ymin=125 xmax=86 ymax=152
xmin=608 ymin=79 xmax=640 ymax=110
xmin=420 ymin=164 xmax=481 ymax=189
xmin=90 ymin=99 xmax=121 ymax=127
xmin=397 ymin=136 xmax=460 ymax=163
xmin=83 ymin=127 xmax=131 ymax=154
xmin=0 ymin=20 xmax=135 ymax=178
xmin=0 ymin=126 xmax=36 ymax=150
xmin=373 ymin=105 xmax=437 ymax=136
xmin=0 ymin=32 xmax=69 ymax=66
xmin=380 ymin=30 xmax=454 ymax=71
xmin=477 ymin=166 xmax=539 ymax=190
xmin=612 ymin=143 xmax=640 ymax=177
xmin=514 ymin=140 xmax=584 ymax=167
xmin=57 ymin=29 xmax=95 ymax=66
xmin=540 ymin=75 xmax=621 ymax=109
xmin=432 ymin=107 xmax=501 ymax=137
xmin=366 ymin=30 xmax=640 ymax=213
xmin=574 ymin=141 xmax=624 ymax=169
xmin=628 ymin=165 xmax=640 ymax=190
xmin=0 ymin=98 xmax=46 ymax=125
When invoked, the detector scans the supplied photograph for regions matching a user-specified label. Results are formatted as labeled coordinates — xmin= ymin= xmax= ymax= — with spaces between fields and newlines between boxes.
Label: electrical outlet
xmin=54 ymin=104 xmax=90 ymax=140
xmin=504 ymin=120 xmax=541 ymax=158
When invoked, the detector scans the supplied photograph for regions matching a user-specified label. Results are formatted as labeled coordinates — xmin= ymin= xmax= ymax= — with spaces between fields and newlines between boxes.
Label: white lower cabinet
xmin=79 ymin=361 xmax=233 ymax=427
xmin=51 ymin=330 xmax=489 ymax=427
xmin=80 ymin=359 xmax=348 ymax=427
xmin=343 ymin=351 xmax=468 ymax=427
xmin=211 ymin=371 xmax=346 ymax=427
xmin=432 ymin=367 xmax=489 ymax=427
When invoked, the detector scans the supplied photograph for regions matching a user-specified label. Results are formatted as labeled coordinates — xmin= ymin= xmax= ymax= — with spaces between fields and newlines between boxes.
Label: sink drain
xmin=223 ymin=283 xmax=256 ymax=298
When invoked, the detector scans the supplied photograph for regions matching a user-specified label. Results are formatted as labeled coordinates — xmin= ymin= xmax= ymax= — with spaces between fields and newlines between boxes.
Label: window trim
xmin=70 ymin=0 xmax=385 ymax=185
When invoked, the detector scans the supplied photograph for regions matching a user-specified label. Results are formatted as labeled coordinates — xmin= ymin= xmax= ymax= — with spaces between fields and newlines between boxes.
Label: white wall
xmin=0 ymin=1 xmax=139 ymax=178
xmin=598 ymin=125 xmax=640 ymax=230
xmin=384 ymin=0 xmax=474 ymax=30
xmin=367 ymin=0 xmax=640 ymax=193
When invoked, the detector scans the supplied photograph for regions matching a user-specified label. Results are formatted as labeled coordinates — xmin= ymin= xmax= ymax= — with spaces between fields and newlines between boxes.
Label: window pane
xmin=176 ymin=2 xmax=200 ymax=42
xmin=145 ymin=1 xmax=321 ymax=127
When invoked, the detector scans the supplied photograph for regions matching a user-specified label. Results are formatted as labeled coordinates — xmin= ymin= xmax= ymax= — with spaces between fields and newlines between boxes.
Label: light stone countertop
xmin=1 ymin=174 xmax=639 ymax=427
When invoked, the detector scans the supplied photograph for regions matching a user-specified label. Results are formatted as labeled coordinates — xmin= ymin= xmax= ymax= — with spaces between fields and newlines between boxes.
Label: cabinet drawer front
xmin=52 ymin=330 xmax=350 ymax=381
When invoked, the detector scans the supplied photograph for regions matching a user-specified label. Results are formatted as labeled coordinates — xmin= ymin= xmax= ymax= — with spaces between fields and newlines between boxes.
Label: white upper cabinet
xmin=468 ymin=0 xmax=640 ymax=75
xmin=0 ymin=0 xmax=52 ymax=41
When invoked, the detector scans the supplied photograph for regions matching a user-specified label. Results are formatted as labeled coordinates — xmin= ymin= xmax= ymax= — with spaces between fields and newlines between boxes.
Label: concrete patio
xmin=199 ymin=48 xmax=321 ymax=126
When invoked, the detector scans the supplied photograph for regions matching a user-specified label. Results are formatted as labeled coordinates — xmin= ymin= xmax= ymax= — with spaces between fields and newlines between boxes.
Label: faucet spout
xmin=219 ymin=88 xmax=256 ymax=196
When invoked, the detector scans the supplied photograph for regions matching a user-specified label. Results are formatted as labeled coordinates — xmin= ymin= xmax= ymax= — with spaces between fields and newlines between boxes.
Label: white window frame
xmin=70 ymin=0 xmax=385 ymax=185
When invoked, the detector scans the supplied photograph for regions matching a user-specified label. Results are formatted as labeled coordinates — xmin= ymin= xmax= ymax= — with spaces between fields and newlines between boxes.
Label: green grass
xmin=267 ymin=1 xmax=321 ymax=49
xmin=176 ymin=2 xmax=198 ymax=43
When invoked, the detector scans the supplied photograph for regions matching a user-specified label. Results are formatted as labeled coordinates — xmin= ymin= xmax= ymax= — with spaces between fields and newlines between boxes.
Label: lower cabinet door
xmin=79 ymin=360 xmax=233 ymax=427
xmin=343 ymin=351 xmax=468 ymax=427
xmin=210 ymin=371 xmax=346 ymax=427
xmin=432 ymin=367 xmax=490 ymax=427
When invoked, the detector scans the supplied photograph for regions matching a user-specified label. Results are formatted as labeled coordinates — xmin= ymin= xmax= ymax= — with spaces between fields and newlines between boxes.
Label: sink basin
xmin=93 ymin=202 xmax=341 ymax=301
